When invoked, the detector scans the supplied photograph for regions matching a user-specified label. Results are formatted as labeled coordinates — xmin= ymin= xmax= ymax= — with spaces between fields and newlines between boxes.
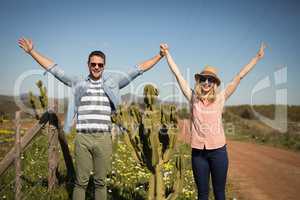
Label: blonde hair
xmin=194 ymin=82 xmax=218 ymax=103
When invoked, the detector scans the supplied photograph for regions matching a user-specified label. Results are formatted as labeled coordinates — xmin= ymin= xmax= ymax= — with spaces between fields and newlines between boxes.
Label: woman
xmin=160 ymin=43 xmax=266 ymax=200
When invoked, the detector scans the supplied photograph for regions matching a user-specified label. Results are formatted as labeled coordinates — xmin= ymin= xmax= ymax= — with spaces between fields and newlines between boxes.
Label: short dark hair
xmin=88 ymin=50 xmax=106 ymax=65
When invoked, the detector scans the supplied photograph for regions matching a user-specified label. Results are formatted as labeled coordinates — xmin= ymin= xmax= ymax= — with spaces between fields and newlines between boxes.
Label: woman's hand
xmin=256 ymin=42 xmax=267 ymax=59
xmin=18 ymin=37 xmax=34 ymax=54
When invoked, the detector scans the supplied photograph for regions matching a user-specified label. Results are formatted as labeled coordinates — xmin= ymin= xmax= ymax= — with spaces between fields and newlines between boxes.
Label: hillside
xmin=0 ymin=93 xmax=189 ymax=119
xmin=0 ymin=95 xmax=19 ymax=119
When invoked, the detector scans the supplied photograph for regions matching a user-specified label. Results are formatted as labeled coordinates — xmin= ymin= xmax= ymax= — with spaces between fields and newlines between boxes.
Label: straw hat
xmin=195 ymin=65 xmax=221 ymax=86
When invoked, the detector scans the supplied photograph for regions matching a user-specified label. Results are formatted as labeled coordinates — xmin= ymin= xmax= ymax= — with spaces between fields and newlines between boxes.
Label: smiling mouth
xmin=202 ymin=85 xmax=211 ymax=90
xmin=92 ymin=70 xmax=101 ymax=73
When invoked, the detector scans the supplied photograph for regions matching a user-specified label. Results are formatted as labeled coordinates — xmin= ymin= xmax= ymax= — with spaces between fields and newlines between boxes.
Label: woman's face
xmin=199 ymin=76 xmax=215 ymax=92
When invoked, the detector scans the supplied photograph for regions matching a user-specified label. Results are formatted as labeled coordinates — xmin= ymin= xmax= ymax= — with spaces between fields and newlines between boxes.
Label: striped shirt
xmin=76 ymin=78 xmax=112 ymax=133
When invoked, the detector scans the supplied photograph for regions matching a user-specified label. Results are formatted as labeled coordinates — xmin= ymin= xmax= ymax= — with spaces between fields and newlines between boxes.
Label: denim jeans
xmin=192 ymin=145 xmax=229 ymax=200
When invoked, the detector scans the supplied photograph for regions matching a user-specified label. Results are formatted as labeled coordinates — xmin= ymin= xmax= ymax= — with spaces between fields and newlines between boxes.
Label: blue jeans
xmin=192 ymin=145 xmax=229 ymax=200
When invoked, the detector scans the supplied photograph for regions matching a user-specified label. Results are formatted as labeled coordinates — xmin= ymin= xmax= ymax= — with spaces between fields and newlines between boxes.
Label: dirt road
xmin=227 ymin=140 xmax=300 ymax=200
xmin=178 ymin=120 xmax=300 ymax=200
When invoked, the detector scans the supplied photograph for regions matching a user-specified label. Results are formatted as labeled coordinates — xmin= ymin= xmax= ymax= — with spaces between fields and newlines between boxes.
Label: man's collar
xmin=86 ymin=74 xmax=103 ymax=83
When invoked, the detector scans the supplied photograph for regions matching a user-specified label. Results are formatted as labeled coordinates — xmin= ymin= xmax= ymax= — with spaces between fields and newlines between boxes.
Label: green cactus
xmin=29 ymin=80 xmax=48 ymax=119
xmin=112 ymin=84 xmax=184 ymax=200
xmin=36 ymin=80 xmax=48 ymax=109
xmin=143 ymin=85 xmax=159 ymax=111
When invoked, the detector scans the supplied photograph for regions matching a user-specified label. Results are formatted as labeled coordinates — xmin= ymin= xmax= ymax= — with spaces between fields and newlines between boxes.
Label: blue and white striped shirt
xmin=76 ymin=78 xmax=112 ymax=133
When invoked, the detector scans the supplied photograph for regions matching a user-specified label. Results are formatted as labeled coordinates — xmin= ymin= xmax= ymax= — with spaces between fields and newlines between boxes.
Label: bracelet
xmin=255 ymin=54 xmax=261 ymax=59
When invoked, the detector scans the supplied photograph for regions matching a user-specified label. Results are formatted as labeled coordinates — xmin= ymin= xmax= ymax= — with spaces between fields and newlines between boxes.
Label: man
xmin=18 ymin=37 xmax=164 ymax=200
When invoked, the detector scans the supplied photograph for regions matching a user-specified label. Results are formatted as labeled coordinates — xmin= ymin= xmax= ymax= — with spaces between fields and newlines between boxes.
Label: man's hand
xmin=256 ymin=42 xmax=267 ymax=59
xmin=17 ymin=37 xmax=55 ymax=72
xmin=18 ymin=37 xmax=34 ymax=54
xmin=160 ymin=43 xmax=169 ymax=56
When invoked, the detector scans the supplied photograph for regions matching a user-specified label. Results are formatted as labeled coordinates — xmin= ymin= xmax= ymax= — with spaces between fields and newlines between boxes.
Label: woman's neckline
xmin=200 ymin=98 xmax=214 ymax=107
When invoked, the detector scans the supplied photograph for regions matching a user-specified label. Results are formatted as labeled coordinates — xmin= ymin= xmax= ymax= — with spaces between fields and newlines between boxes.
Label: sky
xmin=0 ymin=0 xmax=299 ymax=105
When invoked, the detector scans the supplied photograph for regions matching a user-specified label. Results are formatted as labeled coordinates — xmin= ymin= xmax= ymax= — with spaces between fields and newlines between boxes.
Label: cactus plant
xmin=29 ymin=80 xmax=48 ymax=119
xmin=112 ymin=84 xmax=183 ymax=200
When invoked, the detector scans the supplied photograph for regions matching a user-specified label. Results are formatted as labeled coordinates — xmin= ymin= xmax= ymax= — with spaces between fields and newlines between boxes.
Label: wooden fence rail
xmin=0 ymin=110 xmax=75 ymax=193
xmin=0 ymin=112 xmax=48 ymax=176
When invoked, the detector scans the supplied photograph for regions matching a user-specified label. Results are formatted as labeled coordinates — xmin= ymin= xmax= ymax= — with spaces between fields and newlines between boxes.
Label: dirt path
xmin=178 ymin=120 xmax=300 ymax=200
xmin=227 ymin=140 xmax=300 ymax=200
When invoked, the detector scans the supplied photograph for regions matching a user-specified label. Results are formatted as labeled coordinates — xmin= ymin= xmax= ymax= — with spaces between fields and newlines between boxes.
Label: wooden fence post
xmin=47 ymin=112 xmax=59 ymax=191
xmin=47 ymin=110 xmax=75 ymax=182
xmin=56 ymin=120 xmax=75 ymax=182
xmin=15 ymin=111 xmax=21 ymax=200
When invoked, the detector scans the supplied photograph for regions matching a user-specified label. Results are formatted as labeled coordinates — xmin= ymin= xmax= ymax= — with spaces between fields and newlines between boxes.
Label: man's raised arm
xmin=118 ymin=50 xmax=164 ymax=89
xmin=18 ymin=37 xmax=73 ymax=86
xmin=18 ymin=38 xmax=54 ymax=70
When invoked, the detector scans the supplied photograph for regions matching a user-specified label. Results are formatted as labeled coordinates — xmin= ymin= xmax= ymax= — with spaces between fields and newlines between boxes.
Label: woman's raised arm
xmin=224 ymin=42 xmax=266 ymax=100
xmin=161 ymin=44 xmax=192 ymax=102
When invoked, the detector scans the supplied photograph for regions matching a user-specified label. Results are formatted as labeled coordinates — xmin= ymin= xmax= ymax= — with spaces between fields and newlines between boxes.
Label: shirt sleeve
xmin=43 ymin=64 xmax=74 ymax=87
xmin=117 ymin=65 xmax=144 ymax=89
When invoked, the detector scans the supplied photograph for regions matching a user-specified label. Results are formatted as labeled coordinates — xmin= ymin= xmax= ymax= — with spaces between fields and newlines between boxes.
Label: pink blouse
xmin=190 ymin=90 xmax=226 ymax=150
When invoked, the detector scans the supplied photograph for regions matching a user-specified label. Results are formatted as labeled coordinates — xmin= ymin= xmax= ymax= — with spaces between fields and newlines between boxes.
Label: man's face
xmin=88 ymin=55 xmax=105 ymax=80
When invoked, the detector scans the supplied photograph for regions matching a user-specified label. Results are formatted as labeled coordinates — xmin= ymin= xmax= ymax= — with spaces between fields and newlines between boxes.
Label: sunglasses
xmin=90 ymin=63 xmax=104 ymax=68
xmin=199 ymin=76 xmax=216 ymax=84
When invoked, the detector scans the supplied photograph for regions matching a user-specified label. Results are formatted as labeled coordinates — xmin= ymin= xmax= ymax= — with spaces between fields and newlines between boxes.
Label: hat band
xmin=200 ymin=71 xmax=218 ymax=77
